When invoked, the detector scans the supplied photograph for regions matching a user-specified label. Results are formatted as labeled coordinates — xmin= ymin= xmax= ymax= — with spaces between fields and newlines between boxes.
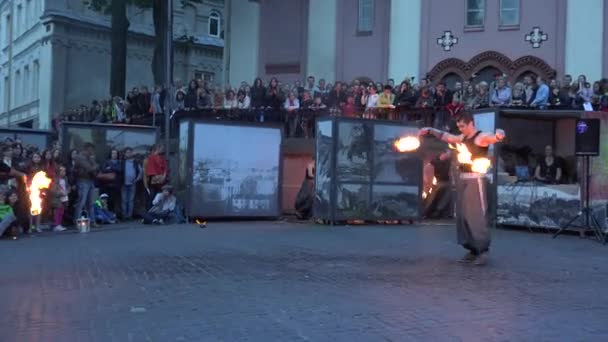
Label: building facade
xmin=0 ymin=0 xmax=225 ymax=129
xmin=227 ymin=0 xmax=608 ymax=87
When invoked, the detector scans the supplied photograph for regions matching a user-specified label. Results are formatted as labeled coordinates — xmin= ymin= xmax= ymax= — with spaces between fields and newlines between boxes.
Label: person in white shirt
xmin=223 ymin=89 xmax=238 ymax=109
xmin=236 ymin=90 xmax=251 ymax=109
xmin=284 ymin=92 xmax=301 ymax=137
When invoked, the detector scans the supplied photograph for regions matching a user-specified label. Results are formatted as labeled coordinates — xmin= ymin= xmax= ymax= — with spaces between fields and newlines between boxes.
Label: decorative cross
xmin=437 ymin=31 xmax=458 ymax=51
xmin=525 ymin=27 xmax=548 ymax=48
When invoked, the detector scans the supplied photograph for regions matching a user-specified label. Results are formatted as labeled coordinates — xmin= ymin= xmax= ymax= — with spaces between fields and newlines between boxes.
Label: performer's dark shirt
xmin=460 ymin=131 xmax=488 ymax=173
xmin=538 ymin=157 xmax=561 ymax=182
xmin=0 ymin=161 xmax=10 ymax=174
xmin=431 ymin=157 xmax=451 ymax=182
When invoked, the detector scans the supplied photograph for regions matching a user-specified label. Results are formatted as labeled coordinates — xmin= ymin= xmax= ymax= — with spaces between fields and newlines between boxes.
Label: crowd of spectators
xmin=0 ymin=138 xmax=180 ymax=240
xmin=57 ymin=73 xmax=608 ymax=137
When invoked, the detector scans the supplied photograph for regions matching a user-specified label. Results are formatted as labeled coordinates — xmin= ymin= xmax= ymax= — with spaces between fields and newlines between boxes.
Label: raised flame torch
xmin=394 ymin=136 xmax=421 ymax=152
xmin=28 ymin=171 xmax=52 ymax=216
xmin=449 ymin=143 xmax=491 ymax=174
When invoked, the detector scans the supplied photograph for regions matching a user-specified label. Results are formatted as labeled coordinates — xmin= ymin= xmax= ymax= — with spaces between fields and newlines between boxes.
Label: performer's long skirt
xmin=456 ymin=173 xmax=490 ymax=254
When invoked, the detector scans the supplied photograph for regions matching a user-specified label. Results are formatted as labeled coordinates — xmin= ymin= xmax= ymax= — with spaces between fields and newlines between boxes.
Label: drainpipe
xmin=6 ymin=0 xmax=14 ymax=126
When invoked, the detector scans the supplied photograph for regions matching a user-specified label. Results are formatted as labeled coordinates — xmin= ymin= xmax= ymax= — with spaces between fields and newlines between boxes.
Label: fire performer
xmin=419 ymin=113 xmax=505 ymax=265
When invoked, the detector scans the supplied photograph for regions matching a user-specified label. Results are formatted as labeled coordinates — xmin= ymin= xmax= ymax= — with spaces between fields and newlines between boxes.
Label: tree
xmin=86 ymin=0 xmax=203 ymax=96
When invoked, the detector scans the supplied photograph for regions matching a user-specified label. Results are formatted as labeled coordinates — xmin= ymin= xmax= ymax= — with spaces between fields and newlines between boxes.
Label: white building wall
xmin=306 ymin=0 xmax=337 ymax=82
xmin=388 ymin=0 xmax=421 ymax=83
xmin=1 ymin=0 xmax=225 ymax=128
xmin=565 ymin=0 xmax=604 ymax=81
xmin=227 ymin=0 xmax=260 ymax=87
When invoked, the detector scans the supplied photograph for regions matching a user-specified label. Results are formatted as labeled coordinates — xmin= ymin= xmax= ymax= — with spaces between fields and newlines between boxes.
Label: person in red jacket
xmin=144 ymin=144 xmax=168 ymax=208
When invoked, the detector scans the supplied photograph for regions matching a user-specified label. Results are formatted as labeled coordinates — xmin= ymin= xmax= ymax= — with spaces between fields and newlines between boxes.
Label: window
xmin=24 ymin=65 xmax=30 ymax=102
xmin=14 ymin=70 xmax=21 ymax=105
xmin=25 ymin=0 xmax=32 ymax=27
xmin=16 ymin=5 xmax=22 ymax=35
xmin=465 ymin=0 xmax=485 ymax=27
xmin=357 ymin=0 xmax=374 ymax=33
xmin=32 ymin=60 xmax=39 ymax=98
xmin=500 ymin=0 xmax=520 ymax=26
xmin=4 ymin=15 xmax=10 ymax=45
xmin=3 ymin=76 xmax=9 ymax=111
xmin=208 ymin=11 xmax=220 ymax=37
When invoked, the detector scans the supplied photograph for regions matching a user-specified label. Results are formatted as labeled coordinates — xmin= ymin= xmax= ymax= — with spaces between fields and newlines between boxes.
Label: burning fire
xmin=28 ymin=171 xmax=52 ymax=216
xmin=449 ymin=143 xmax=491 ymax=174
xmin=422 ymin=177 xmax=438 ymax=199
xmin=394 ymin=136 xmax=421 ymax=152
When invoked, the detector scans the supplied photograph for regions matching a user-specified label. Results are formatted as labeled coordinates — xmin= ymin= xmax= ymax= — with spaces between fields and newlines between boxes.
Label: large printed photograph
xmin=191 ymin=123 xmax=281 ymax=218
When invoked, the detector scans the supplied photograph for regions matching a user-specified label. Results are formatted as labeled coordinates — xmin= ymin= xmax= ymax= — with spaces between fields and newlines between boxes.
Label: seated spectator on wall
xmin=284 ymin=92 xmax=301 ymax=137
xmin=433 ymin=82 xmax=452 ymax=110
xmin=511 ymin=82 xmax=525 ymax=107
xmin=490 ymin=77 xmax=512 ymax=107
xmin=142 ymin=185 xmax=176 ymax=225
xmin=534 ymin=145 xmax=562 ymax=184
xmin=342 ymin=95 xmax=358 ymax=117
xmin=530 ymin=77 xmax=549 ymax=109
xmin=224 ymin=89 xmax=238 ymax=109
xmin=523 ymin=75 xmax=537 ymax=106
xmin=377 ymin=85 xmax=396 ymax=108
xmin=250 ymin=78 xmax=266 ymax=109
xmin=472 ymin=82 xmax=490 ymax=109
xmin=574 ymin=75 xmax=593 ymax=108
xmin=236 ymin=90 xmax=251 ymax=109
xmin=446 ymin=94 xmax=464 ymax=133
xmin=462 ymin=84 xmax=476 ymax=110
xmin=395 ymin=81 xmax=417 ymax=107
xmin=416 ymin=86 xmax=434 ymax=108
xmin=327 ymin=82 xmax=347 ymax=108
xmin=175 ymin=90 xmax=185 ymax=110
xmin=184 ymin=80 xmax=199 ymax=109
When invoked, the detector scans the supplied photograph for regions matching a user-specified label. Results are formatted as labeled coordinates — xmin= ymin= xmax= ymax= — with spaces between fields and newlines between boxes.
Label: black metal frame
xmin=553 ymin=155 xmax=606 ymax=243
xmin=177 ymin=116 xmax=284 ymax=219
xmin=313 ymin=116 xmax=423 ymax=223
xmin=472 ymin=108 xmax=588 ymax=230
xmin=0 ymin=127 xmax=52 ymax=150
xmin=60 ymin=122 xmax=159 ymax=159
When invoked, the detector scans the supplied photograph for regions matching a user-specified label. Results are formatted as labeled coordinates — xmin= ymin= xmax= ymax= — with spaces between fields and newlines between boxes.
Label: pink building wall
xmin=258 ymin=0 xmax=309 ymax=83
xmin=420 ymin=0 xmax=566 ymax=80
xmin=335 ymin=0 xmax=390 ymax=82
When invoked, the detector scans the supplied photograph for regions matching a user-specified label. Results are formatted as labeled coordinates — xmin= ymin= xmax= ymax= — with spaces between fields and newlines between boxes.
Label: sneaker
xmin=53 ymin=225 xmax=67 ymax=232
xmin=473 ymin=253 xmax=488 ymax=266
xmin=458 ymin=252 xmax=477 ymax=263
xmin=35 ymin=226 xmax=43 ymax=233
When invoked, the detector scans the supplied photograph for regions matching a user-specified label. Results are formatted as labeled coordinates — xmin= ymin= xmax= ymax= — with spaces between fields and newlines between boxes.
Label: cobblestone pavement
xmin=0 ymin=221 xmax=607 ymax=342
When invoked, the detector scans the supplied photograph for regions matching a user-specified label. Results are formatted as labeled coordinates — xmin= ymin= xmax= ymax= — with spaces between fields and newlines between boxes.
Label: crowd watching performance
xmin=1 ymin=72 xmax=606 ymax=252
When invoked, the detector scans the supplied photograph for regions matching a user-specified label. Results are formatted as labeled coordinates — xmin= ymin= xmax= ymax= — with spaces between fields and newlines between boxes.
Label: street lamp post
xmin=164 ymin=0 xmax=173 ymax=162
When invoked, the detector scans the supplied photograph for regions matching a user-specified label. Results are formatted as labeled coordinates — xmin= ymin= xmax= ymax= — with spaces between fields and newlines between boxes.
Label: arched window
xmin=208 ymin=11 xmax=220 ymax=37
xmin=441 ymin=73 xmax=463 ymax=90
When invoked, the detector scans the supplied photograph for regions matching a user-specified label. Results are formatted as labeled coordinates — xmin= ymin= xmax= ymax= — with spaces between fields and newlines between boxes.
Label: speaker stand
xmin=553 ymin=155 xmax=605 ymax=243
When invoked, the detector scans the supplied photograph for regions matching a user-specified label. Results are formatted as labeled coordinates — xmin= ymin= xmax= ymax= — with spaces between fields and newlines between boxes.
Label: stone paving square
xmin=0 ymin=222 xmax=607 ymax=342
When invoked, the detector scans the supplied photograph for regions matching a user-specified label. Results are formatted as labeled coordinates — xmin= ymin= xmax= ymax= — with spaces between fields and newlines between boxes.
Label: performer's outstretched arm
xmin=475 ymin=129 xmax=506 ymax=147
xmin=418 ymin=127 xmax=463 ymax=144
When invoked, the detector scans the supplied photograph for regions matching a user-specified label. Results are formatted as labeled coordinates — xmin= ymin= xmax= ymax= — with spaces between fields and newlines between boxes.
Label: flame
xmin=29 ymin=171 xmax=52 ymax=216
xmin=422 ymin=191 xmax=427 ymax=199
xmin=394 ymin=136 xmax=421 ymax=152
xmin=449 ymin=143 xmax=491 ymax=174
xmin=432 ymin=177 xmax=437 ymax=185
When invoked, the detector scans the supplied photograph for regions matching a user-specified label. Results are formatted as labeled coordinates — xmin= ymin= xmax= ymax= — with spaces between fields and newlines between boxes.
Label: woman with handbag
xmin=144 ymin=144 xmax=168 ymax=209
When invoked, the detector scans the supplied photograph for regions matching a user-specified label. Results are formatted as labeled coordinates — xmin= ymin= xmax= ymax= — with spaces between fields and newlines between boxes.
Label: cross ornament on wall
xmin=525 ymin=27 xmax=548 ymax=48
xmin=437 ymin=31 xmax=458 ymax=51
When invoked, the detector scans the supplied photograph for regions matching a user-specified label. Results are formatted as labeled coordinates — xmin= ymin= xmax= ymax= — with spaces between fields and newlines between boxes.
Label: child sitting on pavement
xmin=94 ymin=193 xmax=117 ymax=224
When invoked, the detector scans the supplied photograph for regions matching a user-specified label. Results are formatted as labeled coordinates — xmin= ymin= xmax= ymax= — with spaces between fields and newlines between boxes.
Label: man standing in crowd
xmin=121 ymin=147 xmax=143 ymax=220
xmin=73 ymin=143 xmax=100 ymax=227
xmin=419 ymin=113 xmax=506 ymax=266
